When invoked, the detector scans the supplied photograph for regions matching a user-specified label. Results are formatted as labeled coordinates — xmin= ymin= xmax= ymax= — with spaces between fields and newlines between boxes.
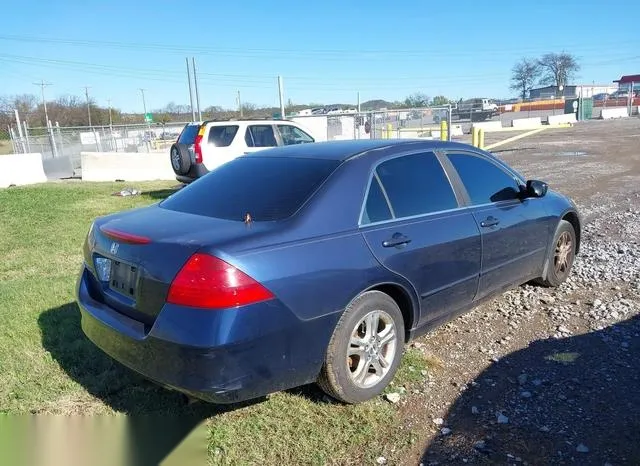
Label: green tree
xmin=430 ymin=95 xmax=451 ymax=106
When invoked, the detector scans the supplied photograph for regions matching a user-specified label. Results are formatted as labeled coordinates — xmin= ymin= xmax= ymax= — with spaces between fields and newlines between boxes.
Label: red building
xmin=614 ymin=74 xmax=640 ymax=91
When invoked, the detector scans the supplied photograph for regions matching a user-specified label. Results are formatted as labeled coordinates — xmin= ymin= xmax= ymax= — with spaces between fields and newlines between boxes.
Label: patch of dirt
xmin=379 ymin=118 xmax=640 ymax=466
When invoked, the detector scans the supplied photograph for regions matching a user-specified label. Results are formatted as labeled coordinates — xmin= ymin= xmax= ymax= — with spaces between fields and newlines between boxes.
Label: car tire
xmin=537 ymin=220 xmax=577 ymax=287
xmin=317 ymin=290 xmax=405 ymax=404
xmin=170 ymin=143 xmax=191 ymax=175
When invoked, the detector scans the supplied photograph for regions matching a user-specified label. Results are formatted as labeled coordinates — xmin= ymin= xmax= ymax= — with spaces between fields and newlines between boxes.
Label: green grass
xmin=0 ymin=181 xmax=433 ymax=464
xmin=0 ymin=140 xmax=12 ymax=155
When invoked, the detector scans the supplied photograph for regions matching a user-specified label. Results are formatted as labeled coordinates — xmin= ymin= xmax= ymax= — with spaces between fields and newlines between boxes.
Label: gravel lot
xmin=379 ymin=118 xmax=640 ymax=466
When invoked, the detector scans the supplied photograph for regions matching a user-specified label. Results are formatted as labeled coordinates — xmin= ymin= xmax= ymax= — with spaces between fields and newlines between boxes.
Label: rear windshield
xmin=177 ymin=124 xmax=200 ymax=144
xmin=160 ymin=157 xmax=341 ymax=221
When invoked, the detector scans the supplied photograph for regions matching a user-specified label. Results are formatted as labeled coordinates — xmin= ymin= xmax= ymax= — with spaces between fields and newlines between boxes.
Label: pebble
xmin=517 ymin=374 xmax=528 ymax=385
xmin=521 ymin=391 xmax=532 ymax=398
xmin=497 ymin=413 xmax=509 ymax=424
xmin=576 ymin=443 xmax=589 ymax=453
xmin=433 ymin=418 xmax=444 ymax=426
xmin=376 ymin=456 xmax=387 ymax=465
xmin=471 ymin=406 xmax=479 ymax=415
xmin=441 ymin=427 xmax=452 ymax=435
xmin=473 ymin=440 xmax=486 ymax=450
xmin=385 ymin=392 xmax=401 ymax=404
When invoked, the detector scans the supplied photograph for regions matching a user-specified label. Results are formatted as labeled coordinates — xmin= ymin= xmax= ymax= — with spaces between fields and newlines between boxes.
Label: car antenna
xmin=244 ymin=212 xmax=253 ymax=226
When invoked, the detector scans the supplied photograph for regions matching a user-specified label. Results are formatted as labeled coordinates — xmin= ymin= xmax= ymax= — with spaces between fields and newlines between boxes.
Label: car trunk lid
xmin=84 ymin=205 xmax=278 ymax=324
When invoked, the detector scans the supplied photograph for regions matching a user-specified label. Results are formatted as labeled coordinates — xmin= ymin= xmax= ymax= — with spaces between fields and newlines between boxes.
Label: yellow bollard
xmin=472 ymin=127 xmax=479 ymax=147
xmin=440 ymin=120 xmax=448 ymax=141
xmin=387 ymin=123 xmax=393 ymax=139
xmin=478 ymin=128 xmax=485 ymax=149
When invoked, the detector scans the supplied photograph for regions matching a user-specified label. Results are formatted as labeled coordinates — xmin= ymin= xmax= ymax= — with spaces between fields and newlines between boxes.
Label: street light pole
xmin=139 ymin=88 xmax=147 ymax=117
xmin=84 ymin=86 xmax=92 ymax=127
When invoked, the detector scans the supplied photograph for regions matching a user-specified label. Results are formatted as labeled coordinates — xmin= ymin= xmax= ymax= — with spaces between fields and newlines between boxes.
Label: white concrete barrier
xmin=81 ymin=151 xmax=176 ymax=182
xmin=0 ymin=152 xmax=48 ymax=188
xmin=511 ymin=117 xmax=542 ymax=129
xmin=471 ymin=121 xmax=503 ymax=132
xmin=451 ymin=124 xmax=464 ymax=137
xmin=547 ymin=113 xmax=577 ymax=125
xmin=600 ymin=107 xmax=629 ymax=119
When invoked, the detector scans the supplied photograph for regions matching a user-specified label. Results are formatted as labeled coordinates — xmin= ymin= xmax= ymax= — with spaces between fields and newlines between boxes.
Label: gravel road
xmin=378 ymin=118 xmax=640 ymax=466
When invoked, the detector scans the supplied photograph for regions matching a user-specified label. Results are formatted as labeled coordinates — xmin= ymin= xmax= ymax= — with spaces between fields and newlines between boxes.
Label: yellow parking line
xmin=485 ymin=127 xmax=548 ymax=151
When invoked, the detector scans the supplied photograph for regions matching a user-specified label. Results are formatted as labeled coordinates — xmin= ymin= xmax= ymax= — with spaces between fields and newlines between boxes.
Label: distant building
xmin=528 ymin=84 xmax=618 ymax=99
xmin=614 ymin=74 xmax=640 ymax=91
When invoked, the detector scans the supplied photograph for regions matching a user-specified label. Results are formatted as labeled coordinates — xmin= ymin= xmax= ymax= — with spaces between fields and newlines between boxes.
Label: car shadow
xmin=38 ymin=302 xmax=267 ymax=414
xmin=38 ymin=302 xmax=267 ymax=463
xmin=141 ymin=185 xmax=184 ymax=201
xmin=421 ymin=314 xmax=640 ymax=465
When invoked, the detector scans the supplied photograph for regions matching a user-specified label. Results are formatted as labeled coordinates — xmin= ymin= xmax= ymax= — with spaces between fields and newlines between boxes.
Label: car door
xmin=441 ymin=150 xmax=552 ymax=300
xmin=244 ymin=125 xmax=279 ymax=154
xmin=275 ymin=124 xmax=315 ymax=145
xmin=359 ymin=151 xmax=482 ymax=327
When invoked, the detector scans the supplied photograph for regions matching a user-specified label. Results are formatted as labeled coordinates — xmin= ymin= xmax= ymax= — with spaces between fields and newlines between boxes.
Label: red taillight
xmin=100 ymin=226 xmax=151 ymax=245
xmin=167 ymin=253 xmax=274 ymax=309
xmin=193 ymin=125 xmax=206 ymax=164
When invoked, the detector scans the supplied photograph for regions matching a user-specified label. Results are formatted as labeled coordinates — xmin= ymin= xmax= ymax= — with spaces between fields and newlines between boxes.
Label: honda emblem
xmin=110 ymin=242 xmax=119 ymax=255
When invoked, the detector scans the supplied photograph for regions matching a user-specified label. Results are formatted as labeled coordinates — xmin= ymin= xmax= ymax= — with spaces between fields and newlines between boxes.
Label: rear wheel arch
xmin=363 ymin=282 xmax=417 ymax=343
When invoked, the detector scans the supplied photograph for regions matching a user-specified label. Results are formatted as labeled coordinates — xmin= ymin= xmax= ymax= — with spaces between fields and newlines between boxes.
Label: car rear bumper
xmin=76 ymin=266 xmax=338 ymax=404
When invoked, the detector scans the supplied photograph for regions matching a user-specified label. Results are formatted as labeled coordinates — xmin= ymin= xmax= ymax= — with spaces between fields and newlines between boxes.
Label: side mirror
xmin=525 ymin=179 xmax=548 ymax=198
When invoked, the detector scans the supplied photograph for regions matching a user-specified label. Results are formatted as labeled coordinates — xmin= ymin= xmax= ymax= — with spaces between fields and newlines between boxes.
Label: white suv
xmin=169 ymin=119 xmax=316 ymax=183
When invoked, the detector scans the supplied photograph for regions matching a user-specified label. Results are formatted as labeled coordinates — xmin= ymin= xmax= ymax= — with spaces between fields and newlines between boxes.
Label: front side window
xmin=446 ymin=153 xmax=521 ymax=205
xmin=373 ymin=152 xmax=458 ymax=219
xmin=277 ymin=125 xmax=314 ymax=145
xmin=245 ymin=125 xmax=278 ymax=148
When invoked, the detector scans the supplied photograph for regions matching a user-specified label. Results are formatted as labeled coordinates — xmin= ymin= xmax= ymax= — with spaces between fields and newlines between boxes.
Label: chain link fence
xmin=7 ymin=122 xmax=189 ymax=177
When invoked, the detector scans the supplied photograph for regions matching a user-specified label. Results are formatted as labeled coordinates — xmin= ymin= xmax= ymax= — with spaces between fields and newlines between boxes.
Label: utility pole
xmin=107 ymin=99 xmax=113 ymax=129
xmin=278 ymin=75 xmax=285 ymax=119
xmin=139 ymin=88 xmax=147 ymax=118
xmin=192 ymin=57 xmax=202 ymax=121
xmin=186 ymin=57 xmax=196 ymax=122
xmin=33 ymin=80 xmax=52 ymax=126
xmin=237 ymin=90 xmax=243 ymax=117
xmin=83 ymin=86 xmax=92 ymax=127
xmin=357 ymin=91 xmax=361 ymax=113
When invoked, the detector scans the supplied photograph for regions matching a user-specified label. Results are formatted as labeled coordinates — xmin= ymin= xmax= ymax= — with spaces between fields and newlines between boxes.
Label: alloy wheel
xmin=347 ymin=310 xmax=397 ymax=388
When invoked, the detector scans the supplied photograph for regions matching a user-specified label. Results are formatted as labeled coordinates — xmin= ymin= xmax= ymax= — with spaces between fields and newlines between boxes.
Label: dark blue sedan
xmin=76 ymin=139 xmax=581 ymax=404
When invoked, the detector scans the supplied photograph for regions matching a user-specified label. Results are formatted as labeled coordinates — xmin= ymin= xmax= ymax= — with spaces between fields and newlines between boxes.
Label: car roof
xmin=243 ymin=139 xmax=480 ymax=161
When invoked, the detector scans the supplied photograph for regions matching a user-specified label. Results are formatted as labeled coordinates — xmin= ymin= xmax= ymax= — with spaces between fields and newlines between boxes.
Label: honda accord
xmin=76 ymin=139 xmax=580 ymax=404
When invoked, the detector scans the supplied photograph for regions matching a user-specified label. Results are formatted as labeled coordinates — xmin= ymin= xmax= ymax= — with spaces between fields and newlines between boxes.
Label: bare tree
xmin=538 ymin=52 xmax=580 ymax=89
xmin=510 ymin=58 xmax=541 ymax=100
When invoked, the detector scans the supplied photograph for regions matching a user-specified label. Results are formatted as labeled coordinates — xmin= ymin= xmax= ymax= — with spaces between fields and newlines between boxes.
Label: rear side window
xmin=446 ymin=153 xmax=521 ymax=205
xmin=245 ymin=125 xmax=278 ymax=148
xmin=375 ymin=152 xmax=458 ymax=219
xmin=177 ymin=124 xmax=200 ymax=144
xmin=361 ymin=177 xmax=392 ymax=224
xmin=208 ymin=125 xmax=238 ymax=147
xmin=160 ymin=157 xmax=340 ymax=221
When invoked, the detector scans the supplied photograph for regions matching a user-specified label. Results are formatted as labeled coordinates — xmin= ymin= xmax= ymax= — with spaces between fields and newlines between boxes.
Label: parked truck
xmin=433 ymin=98 xmax=499 ymax=123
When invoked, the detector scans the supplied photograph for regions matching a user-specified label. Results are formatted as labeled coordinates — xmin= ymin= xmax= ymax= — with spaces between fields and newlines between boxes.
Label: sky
xmin=1 ymin=0 xmax=638 ymax=113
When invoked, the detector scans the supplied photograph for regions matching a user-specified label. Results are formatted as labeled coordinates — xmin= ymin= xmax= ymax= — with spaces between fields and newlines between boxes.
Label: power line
xmin=0 ymin=33 xmax=637 ymax=58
